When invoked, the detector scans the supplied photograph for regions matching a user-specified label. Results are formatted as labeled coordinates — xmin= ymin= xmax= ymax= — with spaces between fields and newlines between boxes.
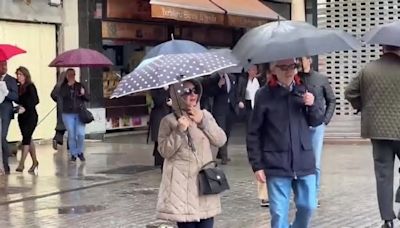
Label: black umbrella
xmin=362 ymin=21 xmax=400 ymax=47
xmin=111 ymin=51 xmax=238 ymax=98
xmin=233 ymin=20 xmax=362 ymax=65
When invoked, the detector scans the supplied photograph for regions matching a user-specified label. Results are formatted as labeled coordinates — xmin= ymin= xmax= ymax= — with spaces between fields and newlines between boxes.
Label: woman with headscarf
xmin=156 ymin=79 xmax=227 ymax=228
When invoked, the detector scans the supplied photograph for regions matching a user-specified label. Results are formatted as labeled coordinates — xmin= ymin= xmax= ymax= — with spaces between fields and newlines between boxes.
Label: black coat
xmin=208 ymin=73 xmax=238 ymax=116
xmin=300 ymin=71 xmax=336 ymax=125
xmin=247 ymin=84 xmax=324 ymax=178
xmin=51 ymin=84 xmax=65 ymax=131
xmin=0 ymin=74 xmax=18 ymax=120
xmin=149 ymin=89 xmax=171 ymax=142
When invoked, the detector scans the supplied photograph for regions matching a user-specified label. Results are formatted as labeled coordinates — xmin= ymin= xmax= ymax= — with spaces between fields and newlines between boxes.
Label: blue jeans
xmin=62 ymin=114 xmax=85 ymax=157
xmin=310 ymin=124 xmax=325 ymax=198
xmin=267 ymin=175 xmax=317 ymax=228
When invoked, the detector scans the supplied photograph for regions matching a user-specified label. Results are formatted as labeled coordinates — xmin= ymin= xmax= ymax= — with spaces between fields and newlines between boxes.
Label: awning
xmin=150 ymin=0 xmax=225 ymax=25
xmin=211 ymin=0 xmax=282 ymax=27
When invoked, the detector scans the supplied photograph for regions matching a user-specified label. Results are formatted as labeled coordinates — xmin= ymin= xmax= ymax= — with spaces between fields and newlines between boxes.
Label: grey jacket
xmin=300 ymin=71 xmax=336 ymax=125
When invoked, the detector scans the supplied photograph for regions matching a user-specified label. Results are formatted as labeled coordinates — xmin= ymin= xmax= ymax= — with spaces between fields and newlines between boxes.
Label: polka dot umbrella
xmin=111 ymin=51 xmax=238 ymax=98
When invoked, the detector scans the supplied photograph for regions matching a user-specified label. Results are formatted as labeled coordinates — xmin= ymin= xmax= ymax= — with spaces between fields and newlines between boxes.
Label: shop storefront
xmin=79 ymin=0 xmax=309 ymax=136
xmin=92 ymin=0 xmax=281 ymax=132
xmin=0 ymin=0 xmax=79 ymax=142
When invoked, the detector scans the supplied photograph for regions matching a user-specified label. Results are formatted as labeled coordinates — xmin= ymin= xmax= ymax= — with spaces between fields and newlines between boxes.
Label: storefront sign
xmin=102 ymin=21 xmax=168 ymax=41
xmin=106 ymin=0 xmax=151 ymax=20
xmin=180 ymin=27 xmax=233 ymax=46
xmin=227 ymin=15 xmax=269 ymax=28
xmin=151 ymin=5 xmax=224 ymax=25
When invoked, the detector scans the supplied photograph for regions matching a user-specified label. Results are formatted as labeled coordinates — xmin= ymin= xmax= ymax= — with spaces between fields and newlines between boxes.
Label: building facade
xmin=79 ymin=0 xmax=309 ymax=139
xmin=318 ymin=0 xmax=400 ymax=138
xmin=0 ymin=0 xmax=79 ymax=142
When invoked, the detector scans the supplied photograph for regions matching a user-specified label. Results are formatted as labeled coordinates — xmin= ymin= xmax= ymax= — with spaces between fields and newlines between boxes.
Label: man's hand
xmin=303 ymin=91 xmax=315 ymax=106
xmin=238 ymin=101 xmax=245 ymax=109
xmin=80 ymin=87 xmax=85 ymax=96
xmin=255 ymin=170 xmax=266 ymax=183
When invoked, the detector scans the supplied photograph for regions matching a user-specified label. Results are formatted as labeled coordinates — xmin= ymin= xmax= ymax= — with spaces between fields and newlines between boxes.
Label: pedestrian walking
xmin=51 ymin=71 xmax=67 ymax=150
xmin=208 ymin=71 xmax=238 ymax=165
xmin=237 ymin=64 xmax=269 ymax=207
xmin=345 ymin=45 xmax=400 ymax=228
xmin=298 ymin=56 xmax=336 ymax=207
xmin=15 ymin=66 xmax=39 ymax=173
xmin=59 ymin=68 xmax=89 ymax=162
xmin=157 ymin=79 xmax=227 ymax=228
xmin=0 ymin=60 xmax=19 ymax=175
xmin=149 ymin=87 xmax=171 ymax=171
xmin=0 ymin=81 xmax=9 ymax=175
xmin=247 ymin=59 xmax=323 ymax=228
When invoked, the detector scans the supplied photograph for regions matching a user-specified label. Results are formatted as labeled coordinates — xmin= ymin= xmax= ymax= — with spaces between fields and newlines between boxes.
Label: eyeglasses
xmin=275 ymin=63 xmax=298 ymax=71
xmin=182 ymin=87 xmax=199 ymax=96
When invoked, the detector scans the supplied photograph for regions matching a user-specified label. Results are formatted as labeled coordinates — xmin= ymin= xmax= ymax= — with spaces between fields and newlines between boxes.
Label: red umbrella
xmin=0 ymin=44 xmax=26 ymax=61
xmin=49 ymin=48 xmax=113 ymax=67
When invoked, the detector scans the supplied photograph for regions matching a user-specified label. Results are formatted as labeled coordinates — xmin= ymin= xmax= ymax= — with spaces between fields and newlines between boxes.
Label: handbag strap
xmin=200 ymin=160 xmax=217 ymax=170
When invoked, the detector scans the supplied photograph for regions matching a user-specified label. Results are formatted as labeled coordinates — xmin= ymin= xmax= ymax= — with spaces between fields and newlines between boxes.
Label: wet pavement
xmin=0 ymin=130 xmax=398 ymax=227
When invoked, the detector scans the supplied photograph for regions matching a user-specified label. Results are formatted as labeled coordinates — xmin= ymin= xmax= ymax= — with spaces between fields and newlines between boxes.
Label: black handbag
xmin=198 ymin=161 xmax=230 ymax=195
xmin=78 ymin=105 xmax=94 ymax=124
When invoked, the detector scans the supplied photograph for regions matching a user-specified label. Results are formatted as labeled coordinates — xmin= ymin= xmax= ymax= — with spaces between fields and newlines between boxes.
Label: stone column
xmin=291 ymin=0 xmax=306 ymax=21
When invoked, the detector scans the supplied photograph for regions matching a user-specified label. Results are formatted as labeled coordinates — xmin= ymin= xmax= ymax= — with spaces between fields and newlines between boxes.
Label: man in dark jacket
xmin=0 ymin=61 xmax=18 ymax=174
xmin=345 ymin=45 xmax=400 ymax=228
xmin=298 ymin=56 xmax=336 ymax=206
xmin=208 ymin=71 xmax=238 ymax=165
xmin=247 ymin=59 xmax=323 ymax=228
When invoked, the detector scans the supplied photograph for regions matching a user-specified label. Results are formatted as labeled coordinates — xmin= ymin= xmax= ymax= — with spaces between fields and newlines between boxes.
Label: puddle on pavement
xmin=98 ymin=165 xmax=155 ymax=175
xmin=57 ymin=205 xmax=106 ymax=214
xmin=0 ymin=186 xmax=31 ymax=195
xmin=72 ymin=176 xmax=112 ymax=181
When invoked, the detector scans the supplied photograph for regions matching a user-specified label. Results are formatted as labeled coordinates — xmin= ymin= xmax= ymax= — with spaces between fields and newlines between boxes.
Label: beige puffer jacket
xmin=156 ymin=79 xmax=227 ymax=222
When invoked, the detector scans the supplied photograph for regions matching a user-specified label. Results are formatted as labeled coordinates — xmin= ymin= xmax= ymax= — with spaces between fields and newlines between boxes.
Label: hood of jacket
xmin=169 ymin=79 xmax=203 ymax=117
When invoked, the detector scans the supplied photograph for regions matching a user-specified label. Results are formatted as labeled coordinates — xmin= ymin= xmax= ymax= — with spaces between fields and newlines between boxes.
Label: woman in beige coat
xmin=157 ymin=79 xmax=227 ymax=228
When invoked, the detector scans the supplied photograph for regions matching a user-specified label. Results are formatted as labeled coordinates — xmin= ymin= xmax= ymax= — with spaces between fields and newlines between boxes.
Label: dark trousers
xmin=153 ymin=141 xmax=164 ymax=170
xmin=1 ymin=116 xmax=11 ymax=172
xmin=214 ymin=107 xmax=236 ymax=160
xmin=371 ymin=139 xmax=400 ymax=221
xmin=177 ymin=218 xmax=214 ymax=228
xmin=54 ymin=130 xmax=65 ymax=145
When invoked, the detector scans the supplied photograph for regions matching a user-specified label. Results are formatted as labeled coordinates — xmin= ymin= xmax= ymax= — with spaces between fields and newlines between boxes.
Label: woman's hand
xmin=18 ymin=106 xmax=26 ymax=114
xmin=166 ymin=98 xmax=172 ymax=107
xmin=187 ymin=107 xmax=203 ymax=124
xmin=177 ymin=116 xmax=190 ymax=132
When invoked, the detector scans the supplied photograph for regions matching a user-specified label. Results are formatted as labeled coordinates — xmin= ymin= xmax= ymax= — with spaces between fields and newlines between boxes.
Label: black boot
xmin=382 ymin=220 xmax=394 ymax=228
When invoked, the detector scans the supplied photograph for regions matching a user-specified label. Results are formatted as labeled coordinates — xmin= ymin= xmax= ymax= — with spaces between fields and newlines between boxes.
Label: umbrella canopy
xmin=143 ymin=39 xmax=207 ymax=60
xmin=49 ymin=48 xmax=113 ymax=67
xmin=111 ymin=51 xmax=238 ymax=98
xmin=362 ymin=21 xmax=400 ymax=47
xmin=0 ymin=44 xmax=26 ymax=61
xmin=233 ymin=20 xmax=362 ymax=64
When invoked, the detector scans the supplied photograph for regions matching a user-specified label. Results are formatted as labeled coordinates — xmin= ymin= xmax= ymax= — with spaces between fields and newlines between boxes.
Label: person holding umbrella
xmin=59 ymin=68 xmax=89 ymax=162
xmin=156 ymin=79 xmax=226 ymax=228
xmin=345 ymin=45 xmax=400 ymax=228
xmin=247 ymin=58 xmax=323 ymax=228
